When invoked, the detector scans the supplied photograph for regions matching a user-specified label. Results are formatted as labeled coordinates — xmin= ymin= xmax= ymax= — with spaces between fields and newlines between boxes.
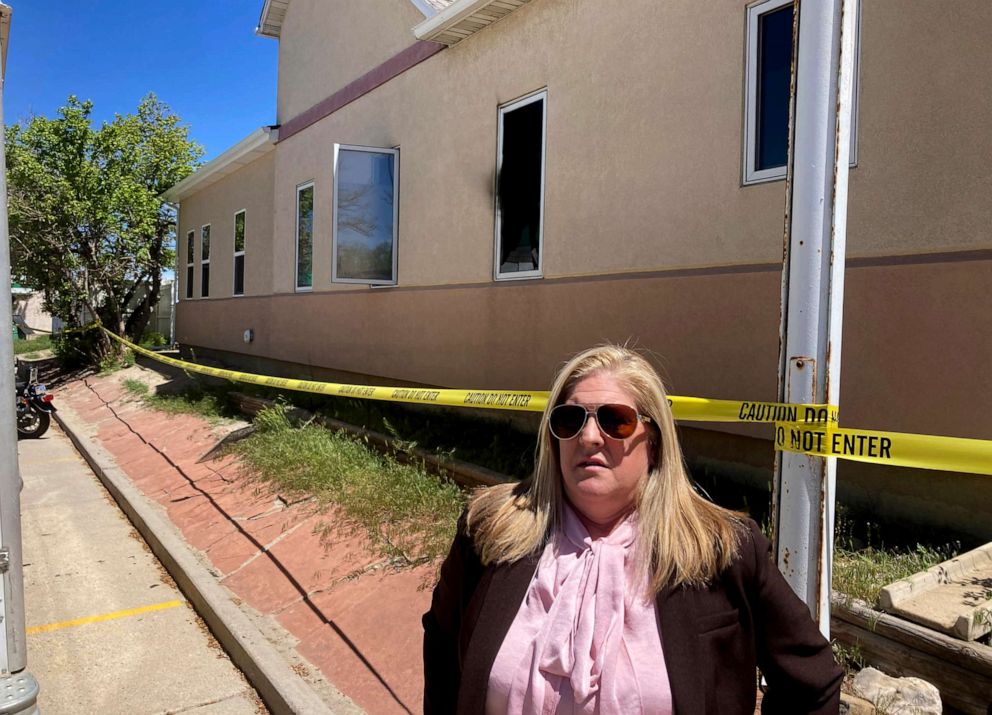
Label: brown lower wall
xmin=176 ymin=256 xmax=992 ymax=539
xmin=179 ymin=266 xmax=783 ymax=400
xmin=177 ymin=256 xmax=992 ymax=436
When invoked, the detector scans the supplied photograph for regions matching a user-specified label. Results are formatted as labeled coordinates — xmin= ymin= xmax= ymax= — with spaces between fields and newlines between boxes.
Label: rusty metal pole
xmin=773 ymin=0 xmax=858 ymax=635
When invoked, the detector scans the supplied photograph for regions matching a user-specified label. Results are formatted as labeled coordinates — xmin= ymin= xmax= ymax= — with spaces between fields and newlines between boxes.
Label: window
xmin=495 ymin=90 xmax=546 ymax=280
xmin=296 ymin=182 xmax=314 ymax=290
xmin=185 ymin=230 xmax=194 ymax=299
xmin=233 ymin=210 xmax=246 ymax=296
xmin=332 ymin=145 xmax=398 ymax=285
xmin=200 ymin=225 xmax=211 ymax=298
xmin=743 ymin=0 xmax=859 ymax=184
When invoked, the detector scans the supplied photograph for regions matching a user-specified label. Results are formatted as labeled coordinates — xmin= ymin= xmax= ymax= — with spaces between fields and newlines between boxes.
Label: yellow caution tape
xmin=105 ymin=330 xmax=548 ymax=412
xmin=101 ymin=329 xmax=991 ymax=476
xmin=774 ymin=424 xmax=992 ymax=476
xmin=671 ymin=397 xmax=838 ymax=425
xmin=101 ymin=329 xmax=836 ymax=423
xmin=26 ymin=321 xmax=102 ymax=336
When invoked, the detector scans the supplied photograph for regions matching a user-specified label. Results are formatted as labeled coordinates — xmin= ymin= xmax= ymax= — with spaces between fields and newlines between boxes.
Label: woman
xmin=423 ymin=345 xmax=842 ymax=714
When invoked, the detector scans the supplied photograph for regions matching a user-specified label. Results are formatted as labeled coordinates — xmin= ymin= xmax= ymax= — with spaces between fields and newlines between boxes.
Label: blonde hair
xmin=468 ymin=344 xmax=743 ymax=592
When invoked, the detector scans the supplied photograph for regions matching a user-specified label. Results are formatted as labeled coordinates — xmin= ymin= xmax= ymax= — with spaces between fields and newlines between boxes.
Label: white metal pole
xmin=0 ymin=5 xmax=42 ymax=707
xmin=773 ymin=0 xmax=857 ymax=635
xmin=0 ymin=2 xmax=26 ymax=675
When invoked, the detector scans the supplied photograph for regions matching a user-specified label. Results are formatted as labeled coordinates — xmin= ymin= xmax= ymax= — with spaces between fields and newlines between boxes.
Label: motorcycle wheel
xmin=17 ymin=409 xmax=50 ymax=439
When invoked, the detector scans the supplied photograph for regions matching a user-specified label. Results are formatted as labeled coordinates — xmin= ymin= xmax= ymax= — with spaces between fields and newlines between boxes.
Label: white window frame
xmin=742 ymin=0 xmax=861 ymax=185
xmin=494 ymin=89 xmax=547 ymax=281
xmin=200 ymin=224 xmax=211 ymax=298
xmin=331 ymin=143 xmax=400 ymax=287
xmin=295 ymin=181 xmax=315 ymax=292
xmin=185 ymin=230 xmax=194 ymax=299
xmin=233 ymin=209 xmax=246 ymax=297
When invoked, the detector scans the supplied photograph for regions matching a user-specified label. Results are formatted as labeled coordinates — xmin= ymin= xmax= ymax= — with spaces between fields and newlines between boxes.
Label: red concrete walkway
xmin=57 ymin=372 xmax=431 ymax=715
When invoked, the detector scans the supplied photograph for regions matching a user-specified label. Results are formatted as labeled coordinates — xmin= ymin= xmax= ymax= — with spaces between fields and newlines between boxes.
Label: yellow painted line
xmin=27 ymin=599 xmax=182 ymax=635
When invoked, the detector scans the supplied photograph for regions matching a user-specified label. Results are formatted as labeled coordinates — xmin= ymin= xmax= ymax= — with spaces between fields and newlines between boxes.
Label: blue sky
xmin=3 ymin=0 xmax=278 ymax=161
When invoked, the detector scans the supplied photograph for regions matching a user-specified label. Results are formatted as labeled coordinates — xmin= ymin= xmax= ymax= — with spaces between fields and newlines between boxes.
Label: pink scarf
xmin=487 ymin=504 xmax=671 ymax=714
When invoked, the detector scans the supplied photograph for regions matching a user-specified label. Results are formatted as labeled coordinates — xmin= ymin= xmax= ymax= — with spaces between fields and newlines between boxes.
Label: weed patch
xmin=833 ymin=542 xmax=957 ymax=607
xmin=831 ymin=640 xmax=865 ymax=678
xmin=142 ymin=384 xmax=237 ymax=423
xmin=146 ymin=391 xmax=225 ymax=421
xmin=99 ymin=347 xmax=135 ymax=374
xmin=122 ymin=378 xmax=149 ymax=396
xmin=235 ymin=406 xmax=465 ymax=567
xmin=227 ymin=382 xmax=537 ymax=478
xmin=831 ymin=506 xmax=961 ymax=606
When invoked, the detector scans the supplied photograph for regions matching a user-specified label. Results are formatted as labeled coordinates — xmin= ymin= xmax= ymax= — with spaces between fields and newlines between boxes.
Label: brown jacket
xmin=423 ymin=516 xmax=842 ymax=714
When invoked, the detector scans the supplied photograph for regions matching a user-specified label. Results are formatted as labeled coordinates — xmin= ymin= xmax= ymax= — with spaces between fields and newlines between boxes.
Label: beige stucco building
xmin=165 ymin=0 xmax=992 ymax=538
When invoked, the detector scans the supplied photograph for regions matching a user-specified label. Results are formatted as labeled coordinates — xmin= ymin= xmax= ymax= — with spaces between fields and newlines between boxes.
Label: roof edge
xmin=0 ymin=3 xmax=12 ymax=79
xmin=162 ymin=126 xmax=278 ymax=203
xmin=256 ymin=0 xmax=287 ymax=38
xmin=408 ymin=0 xmax=440 ymax=19
xmin=414 ymin=0 xmax=524 ymax=45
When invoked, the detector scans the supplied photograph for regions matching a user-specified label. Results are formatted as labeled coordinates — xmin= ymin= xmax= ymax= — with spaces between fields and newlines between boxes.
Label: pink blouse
xmin=485 ymin=504 xmax=673 ymax=714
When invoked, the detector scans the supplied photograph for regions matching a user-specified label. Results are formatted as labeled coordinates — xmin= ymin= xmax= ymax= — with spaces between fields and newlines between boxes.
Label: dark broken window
xmin=497 ymin=92 xmax=545 ymax=278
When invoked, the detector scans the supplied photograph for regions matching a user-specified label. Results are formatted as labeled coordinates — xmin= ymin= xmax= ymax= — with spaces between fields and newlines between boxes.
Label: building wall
xmin=175 ymin=0 xmax=992 ymax=478
xmin=177 ymin=151 xmax=276 ymax=300
xmin=263 ymin=0 xmax=992 ymax=298
xmin=275 ymin=0 xmax=426 ymax=123
xmin=851 ymin=0 xmax=992 ymax=257
xmin=271 ymin=0 xmax=786 ymax=293
xmin=12 ymin=292 xmax=54 ymax=336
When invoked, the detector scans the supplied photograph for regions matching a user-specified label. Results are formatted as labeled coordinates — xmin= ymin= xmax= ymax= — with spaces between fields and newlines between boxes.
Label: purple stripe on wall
xmin=846 ymin=248 xmax=992 ymax=269
xmin=277 ymin=41 xmax=446 ymax=142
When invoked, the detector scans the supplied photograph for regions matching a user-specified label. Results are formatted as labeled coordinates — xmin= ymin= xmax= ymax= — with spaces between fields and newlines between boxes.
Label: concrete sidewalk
xmin=54 ymin=368 xmax=430 ymax=715
xmin=20 ymin=422 xmax=264 ymax=713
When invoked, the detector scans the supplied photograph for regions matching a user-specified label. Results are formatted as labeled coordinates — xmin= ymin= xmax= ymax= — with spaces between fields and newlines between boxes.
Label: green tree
xmin=5 ymin=94 xmax=202 ymax=359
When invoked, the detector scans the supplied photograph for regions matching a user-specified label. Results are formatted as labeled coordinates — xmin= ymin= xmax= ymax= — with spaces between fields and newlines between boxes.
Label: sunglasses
xmin=549 ymin=403 xmax=653 ymax=441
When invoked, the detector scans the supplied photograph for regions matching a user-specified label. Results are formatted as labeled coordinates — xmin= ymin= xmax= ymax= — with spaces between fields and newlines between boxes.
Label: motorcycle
xmin=15 ymin=363 xmax=56 ymax=439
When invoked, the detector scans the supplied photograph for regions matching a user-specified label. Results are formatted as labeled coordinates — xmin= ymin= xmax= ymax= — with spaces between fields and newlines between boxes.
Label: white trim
xmin=415 ymin=0 xmax=493 ymax=38
xmin=742 ymin=0 xmax=860 ymax=185
xmin=848 ymin=0 xmax=862 ymax=167
xmin=494 ymin=89 xmax=547 ymax=282
xmin=233 ymin=209 xmax=246 ymax=297
xmin=256 ymin=0 xmax=291 ymax=38
xmin=742 ymin=0 xmax=793 ymax=185
xmin=414 ymin=0 xmax=534 ymax=46
xmin=408 ymin=0 xmax=439 ymax=19
xmin=295 ymin=181 xmax=314 ymax=292
xmin=162 ymin=127 xmax=278 ymax=202
xmin=200 ymin=224 xmax=211 ymax=298
xmin=0 ymin=3 xmax=12 ymax=80
xmin=184 ymin=230 xmax=195 ymax=300
xmin=331 ymin=144 xmax=400 ymax=286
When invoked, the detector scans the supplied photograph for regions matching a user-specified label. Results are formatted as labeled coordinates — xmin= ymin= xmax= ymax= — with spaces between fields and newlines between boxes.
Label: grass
xmin=228 ymin=381 xmax=538 ymax=478
xmin=831 ymin=508 xmax=960 ymax=606
xmin=831 ymin=640 xmax=865 ymax=677
xmin=833 ymin=542 xmax=958 ymax=607
xmin=13 ymin=334 xmax=52 ymax=356
xmin=233 ymin=405 xmax=465 ymax=567
xmin=144 ymin=387 xmax=233 ymax=422
xmin=98 ymin=347 xmax=136 ymax=374
xmin=122 ymin=378 xmax=149 ymax=396
xmin=125 ymin=377 xmax=236 ymax=423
